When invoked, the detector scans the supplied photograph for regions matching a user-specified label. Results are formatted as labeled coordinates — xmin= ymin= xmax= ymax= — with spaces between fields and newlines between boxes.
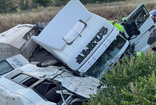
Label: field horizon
xmin=0 ymin=0 xmax=156 ymax=33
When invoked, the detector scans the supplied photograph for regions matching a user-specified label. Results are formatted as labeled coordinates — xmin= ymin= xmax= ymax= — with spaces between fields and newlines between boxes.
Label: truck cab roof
xmin=32 ymin=0 xmax=91 ymax=51
xmin=32 ymin=0 xmax=116 ymax=71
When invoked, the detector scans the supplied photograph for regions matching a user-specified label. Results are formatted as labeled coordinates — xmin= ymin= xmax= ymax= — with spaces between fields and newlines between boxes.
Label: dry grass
xmin=0 ymin=0 xmax=156 ymax=33
xmin=88 ymin=0 xmax=156 ymax=20
xmin=0 ymin=9 xmax=60 ymax=33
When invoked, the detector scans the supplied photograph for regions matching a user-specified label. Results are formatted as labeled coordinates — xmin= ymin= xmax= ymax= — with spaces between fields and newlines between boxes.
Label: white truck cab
xmin=0 ymin=54 xmax=29 ymax=76
xmin=122 ymin=4 xmax=155 ymax=52
xmin=32 ymin=0 xmax=155 ymax=78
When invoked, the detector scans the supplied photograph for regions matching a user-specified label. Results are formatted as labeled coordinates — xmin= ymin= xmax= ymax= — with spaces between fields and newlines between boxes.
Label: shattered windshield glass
xmin=84 ymin=35 xmax=126 ymax=78
xmin=0 ymin=60 xmax=13 ymax=76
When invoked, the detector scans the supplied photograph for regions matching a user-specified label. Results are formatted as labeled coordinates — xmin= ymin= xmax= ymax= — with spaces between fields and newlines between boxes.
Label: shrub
xmin=32 ymin=8 xmax=37 ymax=12
xmin=47 ymin=6 xmax=53 ymax=11
xmin=40 ymin=6 xmax=44 ymax=11
xmin=6 ymin=13 xmax=9 ymax=16
xmin=33 ymin=0 xmax=51 ymax=6
xmin=16 ymin=8 xmax=21 ymax=14
xmin=121 ymin=71 xmax=156 ymax=104
xmin=85 ymin=51 xmax=156 ymax=105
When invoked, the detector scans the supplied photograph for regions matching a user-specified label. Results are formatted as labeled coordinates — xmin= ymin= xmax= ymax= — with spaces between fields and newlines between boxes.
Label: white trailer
xmin=0 ymin=24 xmax=38 ymax=61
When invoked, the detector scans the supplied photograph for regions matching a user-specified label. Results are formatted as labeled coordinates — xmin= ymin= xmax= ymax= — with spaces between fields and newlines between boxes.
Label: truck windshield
xmin=84 ymin=35 xmax=126 ymax=78
xmin=0 ymin=60 xmax=14 ymax=76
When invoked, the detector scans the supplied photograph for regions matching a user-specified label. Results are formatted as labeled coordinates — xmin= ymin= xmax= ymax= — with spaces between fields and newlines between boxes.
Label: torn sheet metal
xmin=0 ymin=64 xmax=99 ymax=105
xmin=19 ymin=64 xmax=100 ymax=98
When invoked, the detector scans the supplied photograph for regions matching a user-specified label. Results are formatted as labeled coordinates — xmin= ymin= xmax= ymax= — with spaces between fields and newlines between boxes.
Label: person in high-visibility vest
xmin=109 ymin=18 xmax=124 ymax=33
xmin=122 ymin=16 xmax=126 ymax=21
xmin=136 ymin=51 xmax=141 ymax=58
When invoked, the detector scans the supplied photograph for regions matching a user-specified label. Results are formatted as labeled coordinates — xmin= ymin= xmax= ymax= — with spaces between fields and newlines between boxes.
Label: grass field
xmin=0 ymin=0 xmax=156 ymax=33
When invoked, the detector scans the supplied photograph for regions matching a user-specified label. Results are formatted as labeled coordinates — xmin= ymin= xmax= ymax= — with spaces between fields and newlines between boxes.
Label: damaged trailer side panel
xmin=0 ymin=24 xmax=39 ymax=61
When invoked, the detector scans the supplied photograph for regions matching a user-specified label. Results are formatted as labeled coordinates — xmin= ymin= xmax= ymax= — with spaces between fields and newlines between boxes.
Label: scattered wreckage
xmin=0 ymin=0 xmax=155 ymax=105
xmin=0 ymin=64 xmax=99 ymax=105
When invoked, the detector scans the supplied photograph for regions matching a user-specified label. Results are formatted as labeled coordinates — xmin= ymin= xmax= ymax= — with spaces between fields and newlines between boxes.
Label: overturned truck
xmin=32 ymin=0 xmax=155 ymax=78
xmin=0 ymin=0 xmax=155 ymax=105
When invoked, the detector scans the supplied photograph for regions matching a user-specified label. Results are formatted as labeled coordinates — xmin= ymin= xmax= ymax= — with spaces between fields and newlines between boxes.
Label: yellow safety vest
xmin=109 ymin=20 xmax=124 ymax=32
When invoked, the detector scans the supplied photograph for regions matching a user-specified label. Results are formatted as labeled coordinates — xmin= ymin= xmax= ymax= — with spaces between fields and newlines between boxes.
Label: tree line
xmin=0 ymin=0 xmax=127 ymax=13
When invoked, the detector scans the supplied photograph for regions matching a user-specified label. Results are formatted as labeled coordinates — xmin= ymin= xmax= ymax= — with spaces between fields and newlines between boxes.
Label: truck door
xmin=122 ymin=4 xmax=155 ymax=52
